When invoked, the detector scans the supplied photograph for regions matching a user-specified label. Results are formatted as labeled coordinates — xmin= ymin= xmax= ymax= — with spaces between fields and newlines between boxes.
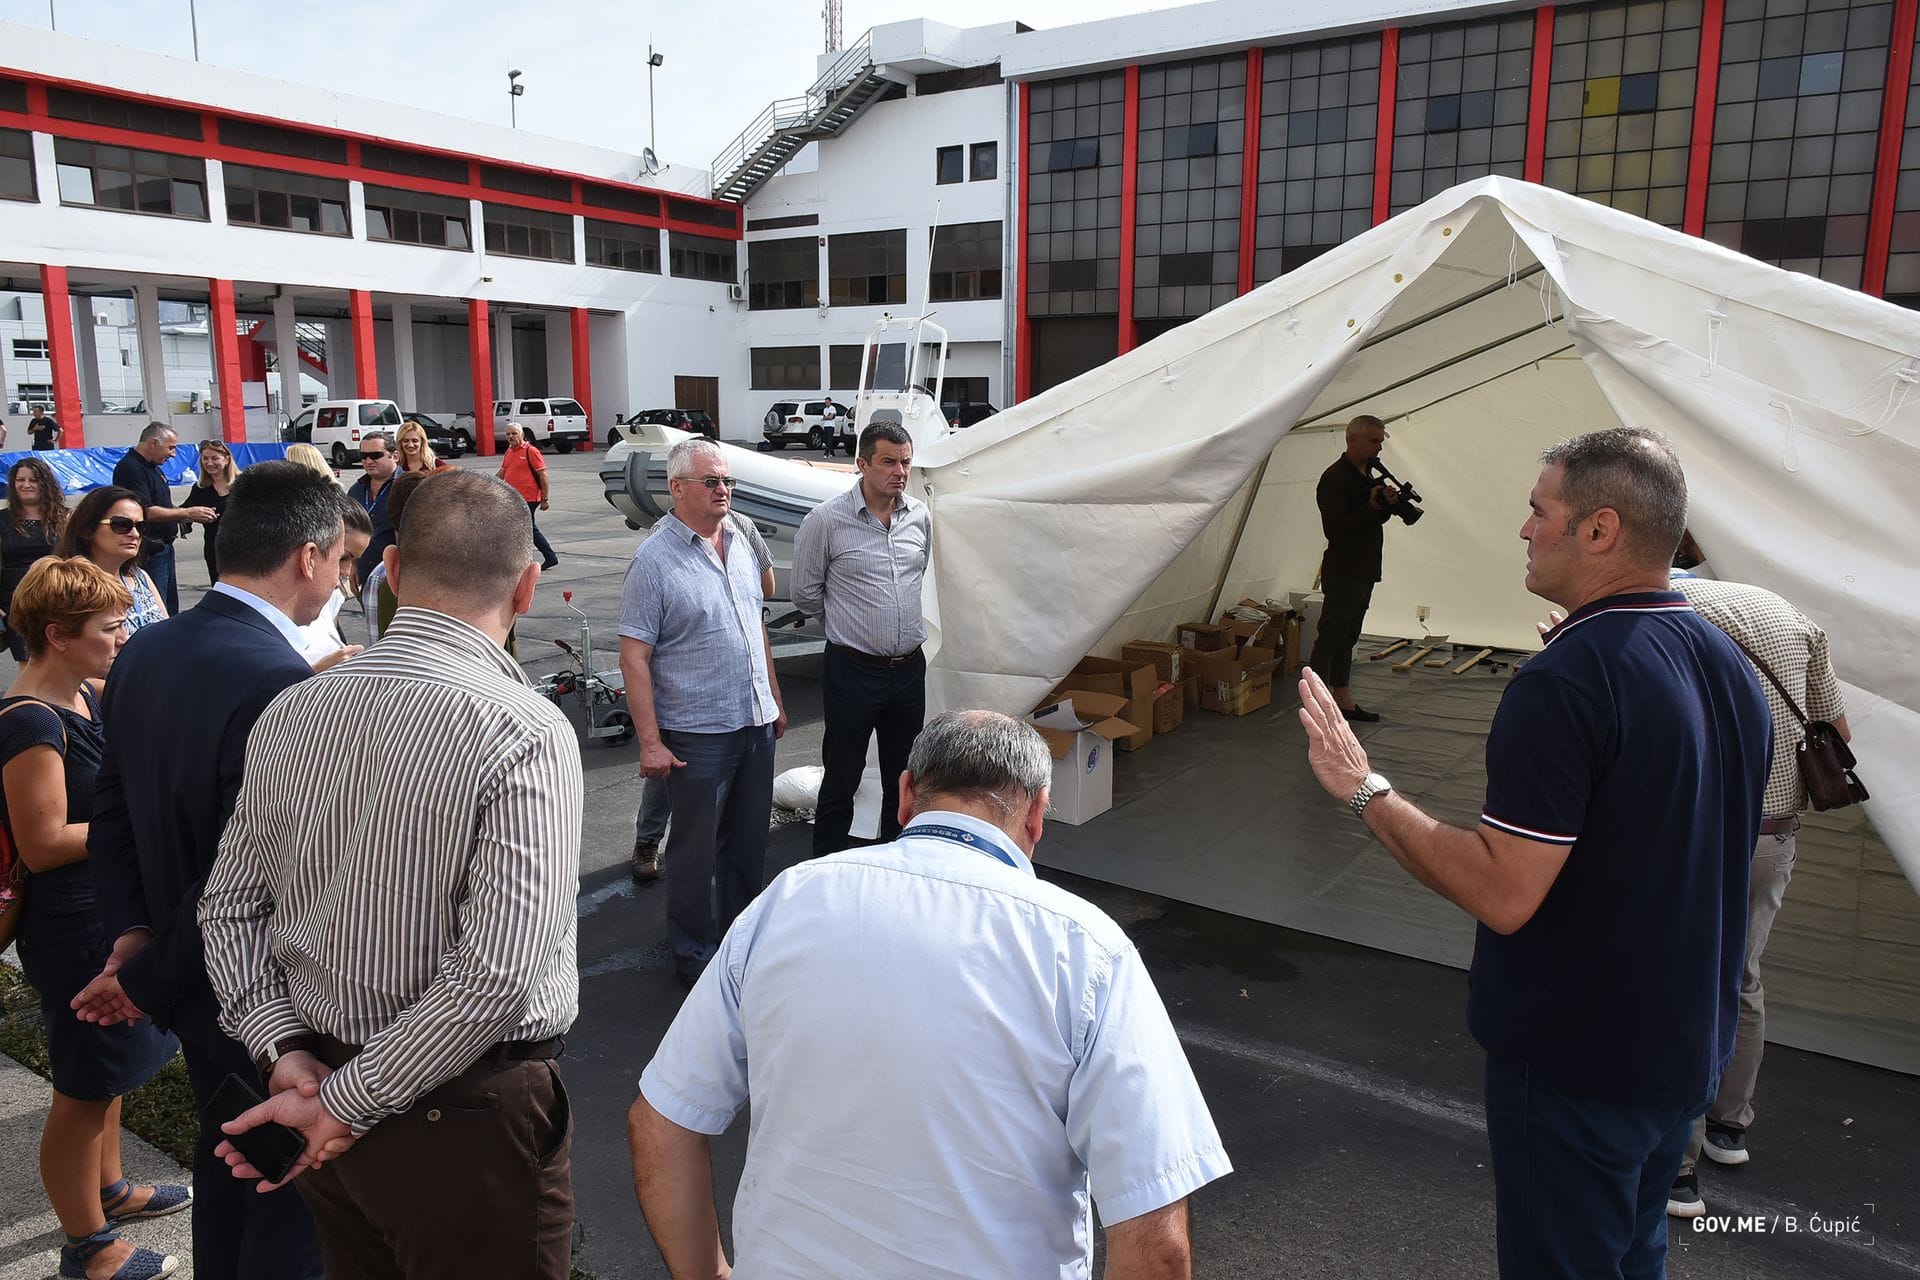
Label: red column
xmin=1117 ymin=65 xmax=1142 ymax=355
xmin=468 ymin=298 xmax=496 ymax=458
xmin=349 ymin=289 xmax=379 ymax=400
xmin=208 ymin=279 xmax=247 ymax=444
xmin=1684 ymin=0 xmax=1728 ymax=237
xmin=1374 ymin=29 xmax=1401 ymax=225
xmin=1864 ymin=0 xmax=1919 ymax=295
xmin=38 ymin=265 xmax=85 ymax=448
xmin=1015 ymin=81 xmax=1032 ymax=404
xmin=570 ymin=308 xmax=595 ymax=451
xmin=1525 ymin=7 xmax=1556 ymax=183
xmin=1238 ymin=48 xmax=1265 ymax=295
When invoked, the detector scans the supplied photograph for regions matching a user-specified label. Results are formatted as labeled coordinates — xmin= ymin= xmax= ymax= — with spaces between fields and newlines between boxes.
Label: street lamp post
xmin=508 ymin=69 xmax=524 ymax=128
xmin=647 ymin=47 xmax=664 ymax=156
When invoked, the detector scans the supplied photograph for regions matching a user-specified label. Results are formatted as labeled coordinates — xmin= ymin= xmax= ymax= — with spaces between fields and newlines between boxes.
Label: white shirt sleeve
xmin=638 ymin=909 xmax=756 ymax=1134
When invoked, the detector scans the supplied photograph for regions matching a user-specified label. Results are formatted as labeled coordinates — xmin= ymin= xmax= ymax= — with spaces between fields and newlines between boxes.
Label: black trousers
xmin=526 ymin=501 xmax=558 ymax=566
xmin=171 ymin=985 xmax=326 ymax=1280
xmin=814 ymin=643 xmax=926 ymax=857
xmin=1309 ymin=574 xmax=1376 ymax=689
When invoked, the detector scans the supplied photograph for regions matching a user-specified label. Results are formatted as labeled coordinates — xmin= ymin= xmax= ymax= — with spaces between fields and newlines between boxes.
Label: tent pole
xmin=1203 ymin=454 xmax=1272 ymax=624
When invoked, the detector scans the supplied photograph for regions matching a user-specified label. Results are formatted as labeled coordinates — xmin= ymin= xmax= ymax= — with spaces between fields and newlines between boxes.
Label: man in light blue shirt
xmin=618 ymin=438 xmax=787 ymax=986
xmin=629 ymin=710 xmax=1230 ymax=1279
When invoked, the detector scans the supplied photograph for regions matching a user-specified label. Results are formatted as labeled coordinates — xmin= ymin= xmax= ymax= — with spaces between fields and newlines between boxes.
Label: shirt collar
xmin=381 ymin=606 xmax=530 ymax=685
xmin=209 ymin=582 xmax=309 ymax=656
xmin=1542 ymin=589 xmax=1690 ymax=645
xmin=841 ymin=478 xmax=918 ymax=519
xmin=901 ymin=810 xmax=1035 ymax=877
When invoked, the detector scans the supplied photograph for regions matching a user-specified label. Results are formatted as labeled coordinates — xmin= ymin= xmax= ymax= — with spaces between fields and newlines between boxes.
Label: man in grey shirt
xmin=791 ymin=421 xmax=930 ymax=856
xmin=619 ymin=438 xmax=787 ymax=985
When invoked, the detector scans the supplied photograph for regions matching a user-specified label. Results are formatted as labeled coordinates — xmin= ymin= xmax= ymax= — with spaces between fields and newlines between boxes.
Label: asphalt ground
xmin=4 ymin=447 xmax=1916 ymax=1278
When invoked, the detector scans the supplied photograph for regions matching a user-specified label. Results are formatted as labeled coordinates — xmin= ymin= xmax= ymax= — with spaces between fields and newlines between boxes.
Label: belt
xmin=313 ymin=1033 xmax=565 ymax=1072
xmin=829 ymin=641 xmax=921 ymax=669
xmin=1758 ymin=816 xmax=1798 ymax=835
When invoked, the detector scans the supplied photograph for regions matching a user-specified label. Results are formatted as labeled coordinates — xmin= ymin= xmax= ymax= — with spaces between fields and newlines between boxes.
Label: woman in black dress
xmin=3 ymin=557 xmax=187 ymax=1280
xmin=183 ymin=440 xmax=236 ymax=583
xmin=0 ymin=456 xmax=69 ymax=661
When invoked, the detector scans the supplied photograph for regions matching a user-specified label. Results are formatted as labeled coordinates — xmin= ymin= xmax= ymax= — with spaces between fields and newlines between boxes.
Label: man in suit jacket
xmin=76 ymin=461 xmax=347 ymax=1280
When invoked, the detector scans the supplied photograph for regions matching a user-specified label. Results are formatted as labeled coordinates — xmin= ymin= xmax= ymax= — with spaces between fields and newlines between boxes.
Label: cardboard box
xmin=1176 ymin=620 xmax=1235 ymax=652
xmin=1151 ymin=680 xmax=1185 ymax=733
xmin=1121 ymin=640 xmax=1184 ymax=684
xmin=1029 ymin=693 xmax=1133 ymax=825
xmin=1049 ymin=656 xmax=1156 ymax=751
xmin=1182 ymin=673 xmax=1201 ymax=709
xmin=1194 ymin=645 xmax=1281 ymax=716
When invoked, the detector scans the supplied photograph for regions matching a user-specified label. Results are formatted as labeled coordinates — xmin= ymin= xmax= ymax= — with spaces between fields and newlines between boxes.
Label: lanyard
xmin=906 ymin=823 xmax=1020 ymax=869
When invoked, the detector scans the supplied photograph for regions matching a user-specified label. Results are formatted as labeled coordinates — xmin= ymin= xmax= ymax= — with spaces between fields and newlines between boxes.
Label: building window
xmin=53 ymin=139 xmax=208 ymax=220
xmin=1886 ymin=16 xmax=1920 ymax=308
xmin=216 ymin=118 xmax=347 ymax=163
xmin=937 ymin=145 xmax=964 ymax=184
xmin=1544 ymin=0 xmax=1700 ymax=230
xmin=1704 ymin=0 xmax=1892 ymax=289
xmin=224 ymin=164 xmax=350 ymax=236
xmin=747 ymin=235 xmax=819 ymax=309
xmin=482 ymin=203 xmax=575 ymax=262
xmin=749 ymin=212 xmax=821 ymax=230
xmin=360 ymin=142 xmax=470 ymax=185
xmin=1254 ymin=34 xmax=1381 ymax=285
xmin=970 ymin=140 xmax=999 ymax=180
xmin=47 ymin=88 xmax=202 ymax=139
xmin=1136 ymin=54 xmax=1246 ymax=321
xmin=0 ymin=78 xmax=26 ymax=114
xmin=929 ymin=220 xmax=1002 ymax=300
xmin=0 ymin=128 xmax=35 ymax=202
xmin=365 ymin=185 xmax=472 ymax=250
xmin=585 ymin=218 xmax=660 ymax=272
xmin=15 ymin=383 xmax=54 ymax=402
xmin=828 ymin=343 xmax=866 ymax=391
xmin=668 ymin=231 xmax=738 ymax=282
xmin=828 ymin=229 xmax=908 ymax=306
xmin=1390 ymin=13 xmax=1534 ymax=215
xmin=1027 ymin=70 xmax=1126 ymax=318
xmin=751 ymin=345 xmax=821 ymax=390
xmin=583 ymin=184 xmax=661 ymax=217
xmin=480 ymin=164 xmax=571 ymax=202
xmin=12 ymin=339 xmax=49 ymax=360
xmin=667 ymin=197 xmax=738 ymax=230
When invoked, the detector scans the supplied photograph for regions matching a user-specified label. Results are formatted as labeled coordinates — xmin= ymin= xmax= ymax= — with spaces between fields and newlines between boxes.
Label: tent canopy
xmin=914 ymin=177 xmax=1920 ymax=885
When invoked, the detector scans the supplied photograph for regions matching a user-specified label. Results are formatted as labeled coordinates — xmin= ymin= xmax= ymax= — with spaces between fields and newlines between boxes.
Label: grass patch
xmin=0 ymin=959 xmax=198 ymax=1167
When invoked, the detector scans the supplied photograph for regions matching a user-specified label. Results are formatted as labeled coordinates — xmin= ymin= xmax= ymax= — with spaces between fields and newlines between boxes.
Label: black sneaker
xmin=1703 ymin=1122 xmax=1750 ymax=1166
xmin=1667 ymin=1171 xmax=1705 ymax=1219
xmin=1342 ymin=705 xmax=1381 ymax=723
xmin=628 ymin=838 xmax=662 ymax=883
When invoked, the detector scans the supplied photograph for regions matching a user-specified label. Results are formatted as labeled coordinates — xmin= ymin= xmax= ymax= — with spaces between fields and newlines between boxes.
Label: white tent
xmin=914 ymin=177 xmax=1920 ymax=889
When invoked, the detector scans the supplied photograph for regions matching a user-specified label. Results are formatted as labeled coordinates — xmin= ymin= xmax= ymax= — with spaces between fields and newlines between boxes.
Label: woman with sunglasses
xmin=496 ymin=421 xmax=560 ymax=570
xmin=55 ymin=489 xmax=168 ymax=635
xmin=395 ymin=420 xmax=451 ymax=476
xmin=1 ymin=456 xmax=70 ymax=661
xmin=182 ymin=441 xmax=237 ymax=583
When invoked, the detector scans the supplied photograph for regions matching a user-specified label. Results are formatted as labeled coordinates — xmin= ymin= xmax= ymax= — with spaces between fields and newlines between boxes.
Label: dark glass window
xmin=479 ymin=164 xmax=570 ymax=201
xmin=585 ymin=218 xmax=660 ymax=272
xmin=936 ymin=145 xmax=964 ymax=184
xmin=666 ymin=197 xmax=738 ymax=229
xmin=929 ymin=220 xmax=1002 ymax=300
xmin=365 ymin=185 xmax=472 ymax=250
xmin=1027 ymin=70 xmax=1126 ymax=318
xmin=1390 ymin=13 xmax=1534 ymax=214
xmin=668 ymin=231 xmax=738 ymax=282
xmin=1135 ymin=54 xmax=1246 ymax=320
xmin=1704 ymin=0 xmax=1890 ymax=288
xmin=360 ymin=142 xmax=470 ymax=184
xmin=751 ymin=345 xmax=820 ymax=390
xmin=217 ymin=117 xmax=345 ymax=162
xmin=582 ymin=183 xmax=661 ymax=217
xmin=53 ymin=138 xmax=207 ymax=219
xmin=1544 ymin=0 xmax=1701 ymax=229
xmin=747 ymin=235 xmax=819 ymax=308
xmin=48 ymin=88 xmax=201 ymax=139
xmin=748 ymin=212 xmax=820 ymax=230
xmin=482 ymin=203 xmax=575 ymax=262
xmin=0 ymin=78 xmax=26 ymax=114
xmin=970 ymin=140 xmax=998 ymax=180
xmin=828 ymin=229 xmax=908 ymax=306
xmin=225 ymin=164 xmax=349 ymax=235
xmin=829 ymin=343 xmax=865 ymax=390
xmin=1255 ymin=33 xmax=1380 ymax=285
xmin=0 ymin=128 xmax=35 ymax=202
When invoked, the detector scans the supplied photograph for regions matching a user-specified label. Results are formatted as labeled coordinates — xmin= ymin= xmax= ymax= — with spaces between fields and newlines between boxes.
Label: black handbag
xmin=1723 ymin=635 xmax=1869 ymax=812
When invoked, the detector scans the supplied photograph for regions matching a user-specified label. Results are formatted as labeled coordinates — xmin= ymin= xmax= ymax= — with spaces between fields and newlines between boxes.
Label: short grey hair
xmin=504 ymin=420 xmax=525 ymax=437
xmin=1539 ymin=426 xmax=1688 ymax=567
xmin=906 ymin=710 xmax=1052 ymax=823
xmin=1346 ymin=414 xmax=1386 ymax=441
xmin=667 ymin=437 xmax=725 ymax=481
xmin=139 ymin=421 xmax=174 ymax=443
xmin=394 ymin=470 xmax=534 ymax=602
xmin=362 ymin=429 xmax=396 ymax=452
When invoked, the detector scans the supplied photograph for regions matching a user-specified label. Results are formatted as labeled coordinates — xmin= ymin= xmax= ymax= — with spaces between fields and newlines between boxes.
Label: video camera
xmin=1368 ymin=460 xmax=1425 ymax=525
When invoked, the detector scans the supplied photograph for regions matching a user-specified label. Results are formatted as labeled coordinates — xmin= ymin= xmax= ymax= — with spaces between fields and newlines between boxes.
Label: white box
xmin=1028 ymin=693 xmax=1132 ymax=826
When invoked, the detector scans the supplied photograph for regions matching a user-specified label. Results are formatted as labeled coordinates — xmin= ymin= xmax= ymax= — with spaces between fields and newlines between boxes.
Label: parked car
xmin=683 ymin=409 xmax=719 ymax=439
xmin=625 ymin=408 xmax=718 ymax=442
xmin=943 ymin=400 xmax=999 ymax=429
xmin=281 ymin=398 xmax=404 ymax=468
xmin=760 ymin=399 xmax=844 ymax=452
xmin=401 ymin=410 xmax=470 ymax=458
xmin=451 ymin=397 xmax=589 ymax=452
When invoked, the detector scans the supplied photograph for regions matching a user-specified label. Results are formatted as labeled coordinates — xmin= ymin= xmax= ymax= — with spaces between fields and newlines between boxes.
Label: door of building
xmin=674 ymin=375 xmax=720 ymax=433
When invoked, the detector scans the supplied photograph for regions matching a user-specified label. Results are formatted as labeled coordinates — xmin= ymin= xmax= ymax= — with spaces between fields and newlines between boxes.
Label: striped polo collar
xmin=1541 ymin=590 xmax=1693 ymax=646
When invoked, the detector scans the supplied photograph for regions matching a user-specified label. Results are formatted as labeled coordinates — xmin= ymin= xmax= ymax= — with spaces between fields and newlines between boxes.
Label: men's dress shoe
xmin=1342 ymin=706 xmax=1382 ymax=723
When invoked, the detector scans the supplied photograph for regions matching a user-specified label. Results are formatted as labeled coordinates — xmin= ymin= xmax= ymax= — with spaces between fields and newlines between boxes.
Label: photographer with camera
xmin=1310 ymin=414 xmax=1418 ymax=723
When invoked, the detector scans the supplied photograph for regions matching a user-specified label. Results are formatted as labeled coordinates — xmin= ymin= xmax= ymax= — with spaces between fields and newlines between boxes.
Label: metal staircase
xmin=709 ymin=30 xmax=892 ymax=203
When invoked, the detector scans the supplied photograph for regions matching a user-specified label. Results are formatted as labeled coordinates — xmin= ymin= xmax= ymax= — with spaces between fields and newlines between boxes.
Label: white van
xmin=491 ymin=397 xmax=590 ymax=452
xmin=282 ymin=398 xmax=404 ymax=468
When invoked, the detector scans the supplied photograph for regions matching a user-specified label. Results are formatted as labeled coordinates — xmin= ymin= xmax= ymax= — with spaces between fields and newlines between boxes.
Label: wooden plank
xmin=1370 ymin=638 xmax=1413 ymax=661
xmin=1392 ymin=637 xmax=1446 ymax=672
xmin=1424 ymin=658 xmax=1450 ymax=668
xmin=1453 ymin=646 xmax=1496 ymax=675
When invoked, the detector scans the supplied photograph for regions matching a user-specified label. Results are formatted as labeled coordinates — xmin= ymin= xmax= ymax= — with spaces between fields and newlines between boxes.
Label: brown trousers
xmin=296 ymin=1055 xmax=573 ymax=1280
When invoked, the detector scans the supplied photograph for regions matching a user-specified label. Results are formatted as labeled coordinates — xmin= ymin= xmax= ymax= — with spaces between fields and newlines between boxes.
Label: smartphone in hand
xmin=204 ymin=1073 xmax=306 ymax=1185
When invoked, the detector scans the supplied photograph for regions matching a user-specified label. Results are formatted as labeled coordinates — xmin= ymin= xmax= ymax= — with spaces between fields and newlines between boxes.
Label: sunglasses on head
xmin=103 ymin=516 xmax=149 ymax=536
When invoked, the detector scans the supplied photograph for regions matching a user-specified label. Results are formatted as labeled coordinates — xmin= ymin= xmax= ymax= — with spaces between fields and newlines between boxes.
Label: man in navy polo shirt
xmin=1296 ymin=426 xmax=1769 ymax=1278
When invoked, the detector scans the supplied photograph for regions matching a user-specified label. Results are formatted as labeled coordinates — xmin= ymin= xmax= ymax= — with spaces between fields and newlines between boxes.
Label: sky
xmin=0 ymin=0 xmax=1183 ymax=171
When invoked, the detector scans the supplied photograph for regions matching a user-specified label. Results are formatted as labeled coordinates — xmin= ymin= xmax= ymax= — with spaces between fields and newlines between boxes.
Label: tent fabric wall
xmin=912 ymin=177 xmax=1920 ymax=887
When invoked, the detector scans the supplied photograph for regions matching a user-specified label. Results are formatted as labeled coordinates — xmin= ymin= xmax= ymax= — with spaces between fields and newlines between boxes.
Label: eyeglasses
xmin=361 ymin=451 xmax=389 ymax=460
xmin=103 ymin=516 xmax=150 ymax=535
xmin=685 ymin=476 xmax=736 ymax=490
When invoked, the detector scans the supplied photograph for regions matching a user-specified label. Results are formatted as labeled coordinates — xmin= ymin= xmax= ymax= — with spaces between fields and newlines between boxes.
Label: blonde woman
xmin=284 ymin=442 xmax=336 ymax=482
xmin=184 ymin=441 xmax=237 ymax=582
xmin=395 ymin=420 xmax=452 ymax=475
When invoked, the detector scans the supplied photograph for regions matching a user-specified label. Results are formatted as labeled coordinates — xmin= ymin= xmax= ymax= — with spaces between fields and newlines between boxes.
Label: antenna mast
xmin=823 ymin=0 xmax=843 ymax=52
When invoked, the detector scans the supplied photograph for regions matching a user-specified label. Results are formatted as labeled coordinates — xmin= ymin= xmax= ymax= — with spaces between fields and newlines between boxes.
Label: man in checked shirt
xmin=792 ymin=420 xmax=931 ymax=856
xmin=199 ymin=469 xmax=582 ymax=1280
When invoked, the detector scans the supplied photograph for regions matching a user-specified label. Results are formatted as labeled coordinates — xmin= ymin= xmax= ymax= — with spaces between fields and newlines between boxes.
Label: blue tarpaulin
xmin=0 ymin=443 xmax=290 ymax=493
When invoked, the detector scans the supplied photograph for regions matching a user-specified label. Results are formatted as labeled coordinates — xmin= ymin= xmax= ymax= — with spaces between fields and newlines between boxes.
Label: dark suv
xmin=621 ymin=408 xmax=718 ymax=443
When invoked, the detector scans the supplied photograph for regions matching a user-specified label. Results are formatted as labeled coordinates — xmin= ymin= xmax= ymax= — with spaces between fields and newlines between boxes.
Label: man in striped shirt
xmin=200 ymin=469 xmax=582 ymax=1280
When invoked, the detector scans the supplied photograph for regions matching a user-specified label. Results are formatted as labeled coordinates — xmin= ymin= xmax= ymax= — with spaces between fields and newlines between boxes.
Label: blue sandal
xmin=100 ymin=1178 xmax=193 ymax=1226
xmin=58 ymin=1227 xmax=178 ymax=1279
